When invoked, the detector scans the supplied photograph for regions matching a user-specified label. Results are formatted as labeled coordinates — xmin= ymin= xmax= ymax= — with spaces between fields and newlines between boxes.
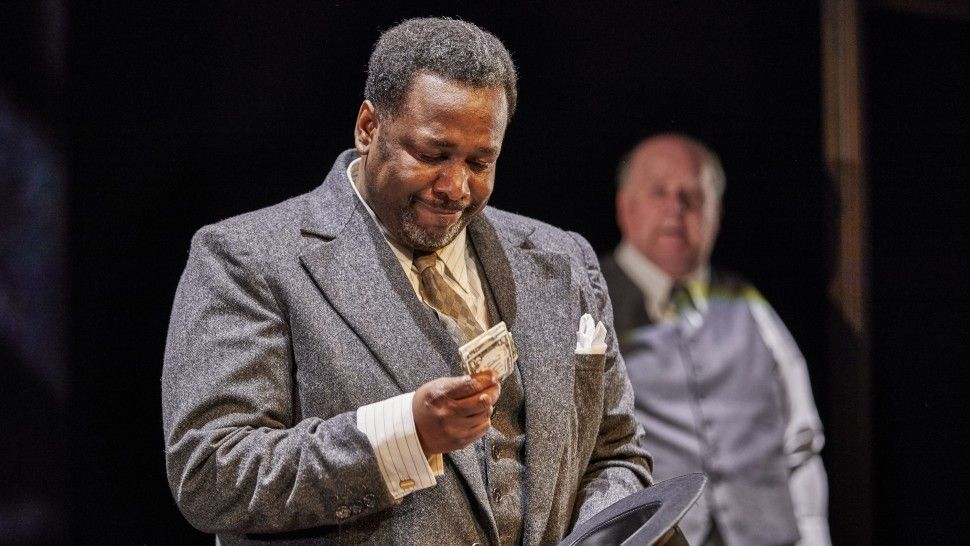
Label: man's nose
xmin=661 ymin=192 xmax=686 ymax=214
xmin=433 ymin=161 xmax=470 ymax=201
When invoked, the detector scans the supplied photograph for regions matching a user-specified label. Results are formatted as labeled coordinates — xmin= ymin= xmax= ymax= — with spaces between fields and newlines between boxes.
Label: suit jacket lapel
xmin=300 ymin=207 xmax=463 ymax=392
xmin=299 ymin=156 xmax=457 ymax=393
xmin=470 ymin=212 xmax=575 ymax=543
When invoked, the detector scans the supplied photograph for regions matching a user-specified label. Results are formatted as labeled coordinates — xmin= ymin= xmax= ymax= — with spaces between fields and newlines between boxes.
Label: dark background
xmin=1 ymin=1 xmax=967 ymax=543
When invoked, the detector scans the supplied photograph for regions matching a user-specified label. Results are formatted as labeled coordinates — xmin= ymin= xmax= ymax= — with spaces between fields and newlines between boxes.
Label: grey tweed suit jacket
xmin=162 ymin=149 xmax=652 ymax=545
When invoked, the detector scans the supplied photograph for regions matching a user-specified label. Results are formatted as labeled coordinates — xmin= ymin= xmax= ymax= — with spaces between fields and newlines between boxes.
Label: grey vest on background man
xmin=603 ymin=260 xmax=800 ymax=546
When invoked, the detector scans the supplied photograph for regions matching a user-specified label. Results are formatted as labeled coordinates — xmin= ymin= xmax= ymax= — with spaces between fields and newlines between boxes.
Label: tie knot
xmin=669 ymin=283 xmax=695 ymax=313
xmin=413 ymin=251 xmax=438 ymax=274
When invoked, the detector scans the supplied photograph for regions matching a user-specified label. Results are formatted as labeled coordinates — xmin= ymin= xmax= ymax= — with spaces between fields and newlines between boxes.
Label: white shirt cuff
xmin=790 ymin=456 xmax=831 ymax=545
xmin=795 ymin=516 xmax=832 ymax=546
xmin=356 ymin=392 xmax=442 ymax=499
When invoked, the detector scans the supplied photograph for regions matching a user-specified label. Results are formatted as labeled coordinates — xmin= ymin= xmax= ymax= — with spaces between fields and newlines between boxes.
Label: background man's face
xmin=357 ymin=72 xmax=508 ymax=251
xmin=616 ymin=137 xmax=720 ymax=281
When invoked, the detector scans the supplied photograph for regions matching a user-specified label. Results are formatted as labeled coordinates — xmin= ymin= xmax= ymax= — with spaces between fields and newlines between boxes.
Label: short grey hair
xmin=364 ymin=17 xmax=518 ymax=120
xmin=616 ymin=134 xmax=727 ymax=199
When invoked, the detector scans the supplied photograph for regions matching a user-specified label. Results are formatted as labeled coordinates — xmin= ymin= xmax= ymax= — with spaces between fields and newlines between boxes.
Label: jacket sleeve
xmin=566 ymin=232 xmax=654 ymax=526
xmin=161 ymin=225 xmax=395 ymax=534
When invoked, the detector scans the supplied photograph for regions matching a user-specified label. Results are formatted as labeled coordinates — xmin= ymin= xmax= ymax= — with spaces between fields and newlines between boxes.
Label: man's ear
xmin=710 ymin=199 xmax=723 ymax=240
xmin=615 ymin=188 xmax=631 ymax=237
xmin=354 ymin=100 xmax=379 ymax=155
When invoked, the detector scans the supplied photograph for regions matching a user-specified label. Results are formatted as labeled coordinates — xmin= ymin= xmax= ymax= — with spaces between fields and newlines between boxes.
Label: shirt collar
xmin=614 ymin=241 xmax=710 ymax=321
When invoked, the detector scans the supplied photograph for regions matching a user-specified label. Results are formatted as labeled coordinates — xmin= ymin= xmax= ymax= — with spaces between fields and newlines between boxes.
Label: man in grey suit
xmin=601 ymin=134 xmax=830 ymax=545
xmin=162 ymin=18 xmax=652 ymax=544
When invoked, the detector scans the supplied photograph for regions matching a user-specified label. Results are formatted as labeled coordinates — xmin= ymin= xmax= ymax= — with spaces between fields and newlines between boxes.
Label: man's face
xmin=616 ymin=137 xmax=720 ymax=281
xmin=354 ymin=72 xmax=508 ymax=251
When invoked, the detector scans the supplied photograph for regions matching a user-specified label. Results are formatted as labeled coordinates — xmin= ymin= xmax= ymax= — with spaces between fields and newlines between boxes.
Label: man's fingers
xmin=414 ymin=372 xmax=502 ymax=454
xmin=442 ymin=370 xmax=498 ymax=399
xmin=479 ymin=383 xmax=500 ymax=406
xmin=444 ymin=413 xmax=492 ymax=444
xmin=416 ymin=372 xmax=503 ymax=455
xmin=447 ymin=385 xmax=500 ymax=417
xmin=465 ymin=417 xmax=492 ymax=439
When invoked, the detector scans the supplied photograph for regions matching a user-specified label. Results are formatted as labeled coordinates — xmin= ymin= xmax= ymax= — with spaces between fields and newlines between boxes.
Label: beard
xmin=395 ymin=197 xmax=481 ymax=251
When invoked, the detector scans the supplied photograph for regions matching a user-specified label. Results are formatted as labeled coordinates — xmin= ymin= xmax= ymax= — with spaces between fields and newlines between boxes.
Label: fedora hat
xmin=559 ymin=473 xmax=706 ymax=546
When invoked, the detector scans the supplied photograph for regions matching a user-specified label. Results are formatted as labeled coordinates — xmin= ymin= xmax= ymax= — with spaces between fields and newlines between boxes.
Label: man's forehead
xmin=398 ymin=73 xmax=508 ymax=115
xmin=635 ymin=137 xmax=699 ymax=165
xmin=630 ymin=150 xmax=702 ymax=185
xmin=384 ymin=77 xmax=507 ymax=149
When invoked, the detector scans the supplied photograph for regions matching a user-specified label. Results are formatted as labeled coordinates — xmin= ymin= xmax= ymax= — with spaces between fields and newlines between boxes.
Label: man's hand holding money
xmin=412 ymin=370 xmax=501 ymax=457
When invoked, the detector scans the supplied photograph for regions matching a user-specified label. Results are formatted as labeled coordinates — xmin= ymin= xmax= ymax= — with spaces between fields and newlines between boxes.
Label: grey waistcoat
xmin=443 ymin=254 xmax=527 ymax=546
xmin=481 ymin=364 xmax=526 ymax=546
xmin=615 ymin=270 xmax=799 ymax=546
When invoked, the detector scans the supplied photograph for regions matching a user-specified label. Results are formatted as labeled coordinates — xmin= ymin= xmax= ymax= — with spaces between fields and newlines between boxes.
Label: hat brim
xmin=558 ymin=472 xmax=707 ymax=546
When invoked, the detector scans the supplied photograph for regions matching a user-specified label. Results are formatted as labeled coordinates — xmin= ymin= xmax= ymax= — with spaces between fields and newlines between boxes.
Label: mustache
xmin=412 ymin=197 xmax=473 ymax=213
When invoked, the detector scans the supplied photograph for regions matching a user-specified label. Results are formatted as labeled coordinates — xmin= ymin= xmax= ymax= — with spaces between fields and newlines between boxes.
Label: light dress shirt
xmin=348 ymin=158 xmax=489 ymax=500
xmin=614 ymin=242 xmax=831 ymax=545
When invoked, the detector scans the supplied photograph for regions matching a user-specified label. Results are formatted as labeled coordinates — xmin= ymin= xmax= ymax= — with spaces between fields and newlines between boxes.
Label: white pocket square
xmin=575 ymin=313 xmax=608 ymax=355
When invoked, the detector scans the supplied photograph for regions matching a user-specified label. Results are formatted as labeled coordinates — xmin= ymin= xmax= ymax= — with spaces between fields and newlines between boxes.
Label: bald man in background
xmin=600 ymin=134 xmax=831 ymax=546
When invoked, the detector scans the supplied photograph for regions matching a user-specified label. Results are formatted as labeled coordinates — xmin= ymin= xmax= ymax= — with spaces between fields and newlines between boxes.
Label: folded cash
xmin=459 ymin=321 xmax=518 ymax=380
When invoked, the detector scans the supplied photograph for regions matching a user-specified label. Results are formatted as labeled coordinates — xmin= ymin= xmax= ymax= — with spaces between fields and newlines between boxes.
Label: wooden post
xmin=821 ymin=0 xmax=872 ymax=543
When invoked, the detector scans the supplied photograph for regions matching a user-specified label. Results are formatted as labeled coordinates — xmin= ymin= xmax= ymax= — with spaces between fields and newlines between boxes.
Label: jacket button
xmin=492 ymin=488 xmax=502 ymax=503
xmin=362 ymin=493 xmax=377 ymax=508
xmin=335 ymin=505 xmax=351 ymax=520
xmin=350 ymin=503 xmax=362 ymax=515
xmin=491 ymin=445 xmax=502 ymax=460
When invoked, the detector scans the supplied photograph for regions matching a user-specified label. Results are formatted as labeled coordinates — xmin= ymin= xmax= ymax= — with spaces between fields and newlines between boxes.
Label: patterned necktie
xmin=665 ymin=283 xmax=696 ymax=319
xmin=413 ymin=251 xmax=484 ymax=344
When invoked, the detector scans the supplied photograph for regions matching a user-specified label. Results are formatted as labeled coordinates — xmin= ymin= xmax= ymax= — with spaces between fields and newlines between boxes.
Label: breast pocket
xmin=574 ymin=352 xmax=606 ymax=373
xmin=573 ymin=352 xmax=606 ymax=440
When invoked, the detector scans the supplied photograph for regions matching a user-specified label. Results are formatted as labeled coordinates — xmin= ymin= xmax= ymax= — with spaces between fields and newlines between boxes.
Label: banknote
xmin=458 ymin=321 xmax=518 ymax=380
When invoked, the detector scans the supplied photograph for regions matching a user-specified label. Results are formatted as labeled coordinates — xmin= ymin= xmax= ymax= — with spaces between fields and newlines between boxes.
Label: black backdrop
xmin=867 ymin=8 xmax=970 ymax=545
xmin=0 ymin=1 xmax=961 ymax=543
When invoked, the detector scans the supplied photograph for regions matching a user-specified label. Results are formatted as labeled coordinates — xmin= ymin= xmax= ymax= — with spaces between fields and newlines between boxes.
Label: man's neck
xmin=614 ymin=242 xmax=710 ymax=321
